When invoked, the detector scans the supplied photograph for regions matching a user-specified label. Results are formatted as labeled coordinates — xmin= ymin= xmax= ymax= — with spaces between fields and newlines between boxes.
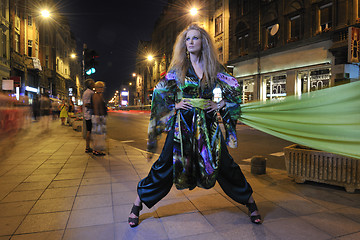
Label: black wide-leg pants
xmin=137 ymin=129 xmax=253 ymax=209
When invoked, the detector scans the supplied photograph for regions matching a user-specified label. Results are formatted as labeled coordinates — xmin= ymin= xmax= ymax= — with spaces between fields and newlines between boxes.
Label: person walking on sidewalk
xmin=82 ymin=79 xmax=95 ymax=153
xmin=128 ymin=24 xmax=261 ymax=227
xmin=91 ymin=81 xmax=107 ymax=156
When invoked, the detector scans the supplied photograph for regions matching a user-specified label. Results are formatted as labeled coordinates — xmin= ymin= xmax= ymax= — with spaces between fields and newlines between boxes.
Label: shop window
xmin=265 ymin=74 xmax=287 ymax=100
xmin=263 ymin=23 xmax=278 ymax=49
xmin=215 ymin=15 xmax=223 ymax=36
xmin=237 ymin=0 xmax=250 ymax=16
xmin=309 ymin=69 xmax=330 ymax=91
xmin=298 ymin=68 xmax=330 ymax=93
xmin=320 ymin=3 xmax=332 ymax=32
xmin=242 ymin=78 xmax=254 ymax=103
xmin=288 ymin=14 xmax=301 ymax=42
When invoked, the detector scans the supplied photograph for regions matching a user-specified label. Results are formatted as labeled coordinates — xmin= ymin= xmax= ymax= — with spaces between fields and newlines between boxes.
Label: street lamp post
xmin=130 ymin=73 xmax=137 ymax=105
xmin=144 ymin=55 xmax=154 ymax=105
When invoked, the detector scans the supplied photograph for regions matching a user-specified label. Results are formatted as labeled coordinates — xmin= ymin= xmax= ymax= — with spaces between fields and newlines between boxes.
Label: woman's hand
xmin=175 ymin=99 xmax=193 ymax=110
xmin=205 ymin=100 xmax=225 ymax=113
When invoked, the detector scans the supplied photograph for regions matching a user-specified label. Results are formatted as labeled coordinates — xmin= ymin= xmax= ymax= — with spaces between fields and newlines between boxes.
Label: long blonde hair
xmin=168 ymin=24 xmax=220 ymax=88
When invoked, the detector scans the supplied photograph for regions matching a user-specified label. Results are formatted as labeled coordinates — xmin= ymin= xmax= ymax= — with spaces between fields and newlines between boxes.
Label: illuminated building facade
xmin=228 ymin=0 xmax=360 ymax=102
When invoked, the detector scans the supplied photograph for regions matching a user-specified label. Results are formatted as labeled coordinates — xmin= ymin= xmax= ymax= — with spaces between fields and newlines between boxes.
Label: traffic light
xmin=84 ymin=49 xmax=99 ymax=75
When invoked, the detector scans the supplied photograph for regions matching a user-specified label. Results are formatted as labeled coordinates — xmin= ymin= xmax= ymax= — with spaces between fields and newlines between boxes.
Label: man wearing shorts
xmin=83 ymin=79 xmax=95 ymax=153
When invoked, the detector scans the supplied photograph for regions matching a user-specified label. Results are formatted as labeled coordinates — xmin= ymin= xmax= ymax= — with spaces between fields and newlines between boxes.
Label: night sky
xmin=55 ymin=0 xmax=167 ymax=100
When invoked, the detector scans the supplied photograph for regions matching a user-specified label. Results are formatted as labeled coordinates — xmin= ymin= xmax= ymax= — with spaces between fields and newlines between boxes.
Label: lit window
xmin=15 ymin=33 xmax=20 ymax=53
xmin=320 ymin=3 xmax=332 ymax=32
xmin=264 ymin=24 xmax=277 ymax=49
xmin=28 ymin=40 xmax=33 ymax=57
xmin=28 ymin=15 xmax=32 ymax=26
xmin=265 ymin=74 xmax=287 ymax=100
xmin=237 ymin=33 xmax=249 ymax=56
xmin=215 ymin=15 xmax=223 ymax=36
xmin=289 ymin=15 xmax=301 ymax=41
xmin=237 ymin=0 xmax=250 ymax=16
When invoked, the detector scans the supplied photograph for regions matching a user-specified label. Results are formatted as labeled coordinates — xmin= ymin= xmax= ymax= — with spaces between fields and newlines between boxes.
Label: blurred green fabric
xmin=239 ymin=81 xmax=360 ymax=159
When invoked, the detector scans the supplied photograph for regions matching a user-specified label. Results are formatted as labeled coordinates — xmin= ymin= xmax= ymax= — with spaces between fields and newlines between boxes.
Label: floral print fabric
xmin=147 ymin=65 xmax=242 ymax=189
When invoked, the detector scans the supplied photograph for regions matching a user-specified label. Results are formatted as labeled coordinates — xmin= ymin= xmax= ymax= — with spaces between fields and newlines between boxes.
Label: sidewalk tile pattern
xmin=0 ymin=121 xmax=359 ymax=239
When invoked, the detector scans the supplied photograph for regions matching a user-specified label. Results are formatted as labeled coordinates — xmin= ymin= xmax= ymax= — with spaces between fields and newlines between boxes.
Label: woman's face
xmin=185 ymin=30 xmax=202 ymax=55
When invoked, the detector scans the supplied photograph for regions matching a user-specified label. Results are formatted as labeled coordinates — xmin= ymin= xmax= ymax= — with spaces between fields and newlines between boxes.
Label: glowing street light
xmin=147 ymin=55 xmax=153 ymax=61
xmin=132 ymin=73 xmax=136 ymax=77
xmin=190 ymin=8 xmax=198 ymax=16
xmin=70 ymin=53 xmax=76 ymax=59
xmin=41 ymin=10 xmax=50 ymax=18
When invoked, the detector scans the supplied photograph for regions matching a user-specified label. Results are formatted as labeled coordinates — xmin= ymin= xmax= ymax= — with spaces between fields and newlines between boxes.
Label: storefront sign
xmin=348 ymin=27 xmax=360 ymax=63
xmin=32 ymin=57 xmax=42 ymax=71
xmin=25 ymin=86 xmax=38 ymax=93
xmin=10 ymin=76 xmax=21 ymax=87
xmin=2 ymin=80 xmax=14 ymax=90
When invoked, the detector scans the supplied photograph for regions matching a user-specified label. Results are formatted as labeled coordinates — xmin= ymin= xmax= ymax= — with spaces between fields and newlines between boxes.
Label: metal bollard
xmin=251 ymin=156 xmax=267 ymax=175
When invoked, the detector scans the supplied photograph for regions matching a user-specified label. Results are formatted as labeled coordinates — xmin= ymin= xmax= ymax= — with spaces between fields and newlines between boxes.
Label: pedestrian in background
xmin=128 ymin=24 xmax=261 ymax=227
xmin=67 ymin=99 xmax=75 ymax=125
xmin=40 ymin=93 xmax=51 ymax=131
xmin=82 ymin=79 xmax=95 ymax=153
xmin=91 ymin=81 xmax=107 ymax=156
xmin=32 ymin=96 xmax=40 ymax=121
xmin=59 ymin=99 xmax=68 ymax=125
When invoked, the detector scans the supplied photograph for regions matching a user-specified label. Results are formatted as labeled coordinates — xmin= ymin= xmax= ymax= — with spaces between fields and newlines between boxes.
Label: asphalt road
xmin=106 ymin=111 xmax=294 ymax=170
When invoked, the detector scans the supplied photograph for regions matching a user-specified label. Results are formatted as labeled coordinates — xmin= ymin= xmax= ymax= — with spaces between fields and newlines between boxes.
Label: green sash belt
xmin=183 ymin=98 xmax=209 ymax=109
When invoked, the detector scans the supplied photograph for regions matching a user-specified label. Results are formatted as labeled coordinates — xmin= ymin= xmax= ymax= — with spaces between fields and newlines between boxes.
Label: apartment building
xmin=137 ymin=0 xmax=360 ymax=105
xmin=229 ymin=0 xmax=360 ymax=102
xmin=0 ymin=0 xmax=10 ymax=88
xmin=6 ymin=0 xmax=81 ymax=102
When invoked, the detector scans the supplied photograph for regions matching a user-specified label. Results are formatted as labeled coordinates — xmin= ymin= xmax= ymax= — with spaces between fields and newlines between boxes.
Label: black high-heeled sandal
xmin=128 ymin=203 xmax=143 ymax=227
xmin=245 ymin=201 xmax=262 ymax=224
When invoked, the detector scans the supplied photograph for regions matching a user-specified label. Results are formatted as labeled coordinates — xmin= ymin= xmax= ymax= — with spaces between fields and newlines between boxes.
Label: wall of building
xmin=4 ymin=0 xmax=81 ymax=103
xmin=0 ymin=0 xmax=10 ymax=89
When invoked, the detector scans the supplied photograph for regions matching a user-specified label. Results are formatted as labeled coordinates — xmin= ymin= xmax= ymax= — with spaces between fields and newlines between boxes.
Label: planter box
xmin=284 ymin=144 xmax=360 ymax=193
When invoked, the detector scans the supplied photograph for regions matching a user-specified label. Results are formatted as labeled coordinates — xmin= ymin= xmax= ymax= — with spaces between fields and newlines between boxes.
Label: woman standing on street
xmin=128 ymin=24 xmax=261 ymax=227
xmin=59 ymin=99 xmax=68 ymax=125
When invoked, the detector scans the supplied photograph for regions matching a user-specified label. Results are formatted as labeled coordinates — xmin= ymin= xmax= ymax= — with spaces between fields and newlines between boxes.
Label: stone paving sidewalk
xmin=0 ymin=120 xmax=360 ymax=240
